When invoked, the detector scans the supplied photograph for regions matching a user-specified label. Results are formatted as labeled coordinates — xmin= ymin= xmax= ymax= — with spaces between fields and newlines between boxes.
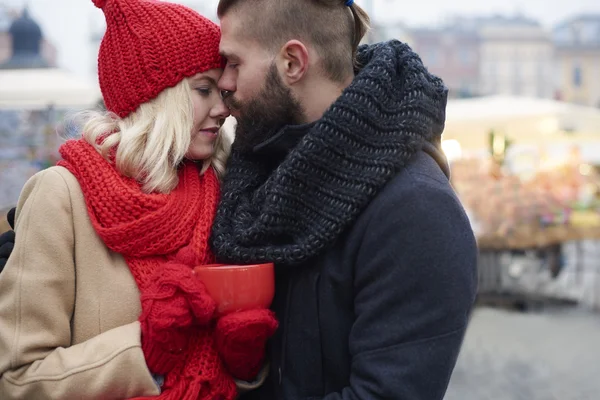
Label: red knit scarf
xmin=58 ymin=139 xmax=237 ymax=400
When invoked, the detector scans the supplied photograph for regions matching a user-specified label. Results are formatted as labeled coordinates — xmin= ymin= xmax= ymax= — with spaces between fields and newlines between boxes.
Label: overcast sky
xmin=2 ymin=0 xmax=599 ymax=80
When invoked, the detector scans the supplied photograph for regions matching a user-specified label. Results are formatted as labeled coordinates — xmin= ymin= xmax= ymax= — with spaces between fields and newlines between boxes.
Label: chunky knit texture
xmin=57 ymin=139 xmax=237 ymax=400
xmin=211 ymin=40 xmax=448 ymax=266
xmin=93 ymin=0 xmax=223 ymax=118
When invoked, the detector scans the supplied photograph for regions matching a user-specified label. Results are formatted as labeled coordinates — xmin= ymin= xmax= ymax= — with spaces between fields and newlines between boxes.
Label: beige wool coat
xmin=0 ymin=166 xmax=262 ymax=399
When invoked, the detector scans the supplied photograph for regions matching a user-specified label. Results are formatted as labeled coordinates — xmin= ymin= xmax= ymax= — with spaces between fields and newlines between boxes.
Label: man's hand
xmin=0 ymin=208 xmax=16 ymax=273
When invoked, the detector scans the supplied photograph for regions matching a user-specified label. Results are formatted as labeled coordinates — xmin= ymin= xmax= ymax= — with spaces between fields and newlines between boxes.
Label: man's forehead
xmin=219 ymin=12 xmax=239 ymax=37
xmin=218 ymin=13 xmax=271 ymax=59
xmin=219 ymin=33 xmax=259 ymax=59
xmin=219 ymin=37 xmax=239 ymax=59
xmin=219 ymin=14 xmax=241 ymax=55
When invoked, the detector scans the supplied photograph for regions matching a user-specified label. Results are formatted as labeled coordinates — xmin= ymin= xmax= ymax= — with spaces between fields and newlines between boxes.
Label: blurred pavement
xmin=445 ymin=306 xmax=600 ymax=400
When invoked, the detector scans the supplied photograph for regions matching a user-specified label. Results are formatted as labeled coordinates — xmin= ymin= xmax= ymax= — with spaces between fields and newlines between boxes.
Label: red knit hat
xmin=93 ymin=0 xmax=223 ymax=118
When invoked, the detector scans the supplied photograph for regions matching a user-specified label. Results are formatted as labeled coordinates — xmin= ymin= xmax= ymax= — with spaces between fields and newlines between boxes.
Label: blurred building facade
xmin=476 ymin=16 xmax=554 ymax=99
xmin=383 ymin=16 xmax=555 ymax=99
xmin=375 ymin=13 xmax=600 ymax=108
xmin=0 ymin=6 xmax=57 ymax=68
xmin=408 ymin=26 xmax=480 ymax=98
xmin=553 ymin=15 xmax=600 ymax=108
xmin=370 ymin=22 xmax=412 ymax=45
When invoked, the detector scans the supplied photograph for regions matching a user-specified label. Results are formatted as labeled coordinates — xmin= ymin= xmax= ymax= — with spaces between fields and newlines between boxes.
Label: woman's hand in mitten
xmin=214 ymin=309 xmax=278 ymax=381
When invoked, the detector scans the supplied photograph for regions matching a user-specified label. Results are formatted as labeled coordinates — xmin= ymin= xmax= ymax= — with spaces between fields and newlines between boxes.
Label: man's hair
xmin=217 ymin=0 xmax=370 ymax=82
xmin=75 ymin=78 xmax=231 ymax=194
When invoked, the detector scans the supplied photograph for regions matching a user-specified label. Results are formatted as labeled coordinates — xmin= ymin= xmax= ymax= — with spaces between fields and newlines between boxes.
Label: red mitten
xmin=214 ymin=309 xmax=278 ymax=381
xmin=139 ymin=252 xmax=218 ymax=375
xmin=141 ymin=319 xmax=190 ymax=375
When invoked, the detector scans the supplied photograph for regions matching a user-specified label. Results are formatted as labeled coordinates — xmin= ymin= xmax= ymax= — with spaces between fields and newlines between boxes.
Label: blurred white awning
xmin=443 ymin=95 xmax=600 ymax=151
xmin=0 ymin=68 xmax=101 ymax=109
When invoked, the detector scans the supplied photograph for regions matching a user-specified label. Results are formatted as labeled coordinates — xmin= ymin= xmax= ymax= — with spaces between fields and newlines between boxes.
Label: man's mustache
xmin=224 ymin=96 xmax=241 ymax=111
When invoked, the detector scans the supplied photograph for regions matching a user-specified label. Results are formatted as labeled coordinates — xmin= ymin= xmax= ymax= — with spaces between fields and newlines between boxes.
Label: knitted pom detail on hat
xmin=92 ymin=0 xmax=108 ymax=9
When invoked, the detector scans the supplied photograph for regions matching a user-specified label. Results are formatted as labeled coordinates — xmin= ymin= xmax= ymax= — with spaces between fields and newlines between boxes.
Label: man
xmin=0 ymin=0 xmax=478 ymax=398
xmin=210 ymin=0 xmax=477 ymax=398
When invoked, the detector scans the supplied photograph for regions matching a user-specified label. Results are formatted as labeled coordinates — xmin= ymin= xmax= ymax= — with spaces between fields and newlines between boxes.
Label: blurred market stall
xmin=442 ymin=95 xmax=600 ymax=310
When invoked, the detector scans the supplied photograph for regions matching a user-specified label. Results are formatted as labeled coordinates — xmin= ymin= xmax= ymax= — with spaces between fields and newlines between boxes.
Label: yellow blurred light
xmin=579 ymin=164 xmax=592 ymax=176
xmin=492 ymin=134 xmax=506 ymax=157
xmin=442 ymin=139 xmax=462 ymax=162
xmin=538 ymin=118 xmax=559 ymax=135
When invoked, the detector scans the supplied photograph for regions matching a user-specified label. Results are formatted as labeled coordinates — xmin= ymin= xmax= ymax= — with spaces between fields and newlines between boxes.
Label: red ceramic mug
xmin=193 ymin=263 xmax=275 ymax=315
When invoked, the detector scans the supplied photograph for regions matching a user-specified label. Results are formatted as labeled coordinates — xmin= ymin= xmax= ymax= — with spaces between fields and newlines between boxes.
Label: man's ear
xmin=278 ymin=40 xmax=309 ymax=85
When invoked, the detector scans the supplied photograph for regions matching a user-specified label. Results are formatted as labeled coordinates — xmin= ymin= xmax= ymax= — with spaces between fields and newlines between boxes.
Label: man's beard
xmin=225 ymin=63 xmax=305 ymax=154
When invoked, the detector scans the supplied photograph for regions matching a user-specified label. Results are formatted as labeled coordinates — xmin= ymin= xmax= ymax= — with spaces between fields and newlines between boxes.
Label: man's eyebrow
xmin=219 ymin=50 xmax=235 ymax=60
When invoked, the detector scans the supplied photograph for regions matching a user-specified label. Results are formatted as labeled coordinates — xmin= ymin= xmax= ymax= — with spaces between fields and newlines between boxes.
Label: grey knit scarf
xmin=210 ymin=40 xmax=448 ymax=266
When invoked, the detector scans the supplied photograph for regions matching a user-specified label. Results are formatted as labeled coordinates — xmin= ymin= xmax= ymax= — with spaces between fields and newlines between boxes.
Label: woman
xmin=0 ymin=0 xmax=277 ymax=399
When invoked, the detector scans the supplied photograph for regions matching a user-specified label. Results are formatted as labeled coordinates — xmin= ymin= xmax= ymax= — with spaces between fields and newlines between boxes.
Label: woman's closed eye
xmin=195 ymin=87 xmax=212 ymax=97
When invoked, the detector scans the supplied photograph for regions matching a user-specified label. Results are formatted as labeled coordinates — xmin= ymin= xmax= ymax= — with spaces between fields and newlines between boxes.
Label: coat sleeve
xmin=322 ymin=179 xmax=478 ymax=399
xmin=0 ymin=168 xmax=160 ymax=399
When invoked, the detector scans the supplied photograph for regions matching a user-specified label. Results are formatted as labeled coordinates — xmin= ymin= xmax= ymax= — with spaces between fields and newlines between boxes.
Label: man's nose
xmin=218 ymin=71 xmax=236 ymax=93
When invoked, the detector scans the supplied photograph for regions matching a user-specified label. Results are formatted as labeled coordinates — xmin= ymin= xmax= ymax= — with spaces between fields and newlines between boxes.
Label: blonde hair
xmin=78 ymin=78 xmax=231 ymax=193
